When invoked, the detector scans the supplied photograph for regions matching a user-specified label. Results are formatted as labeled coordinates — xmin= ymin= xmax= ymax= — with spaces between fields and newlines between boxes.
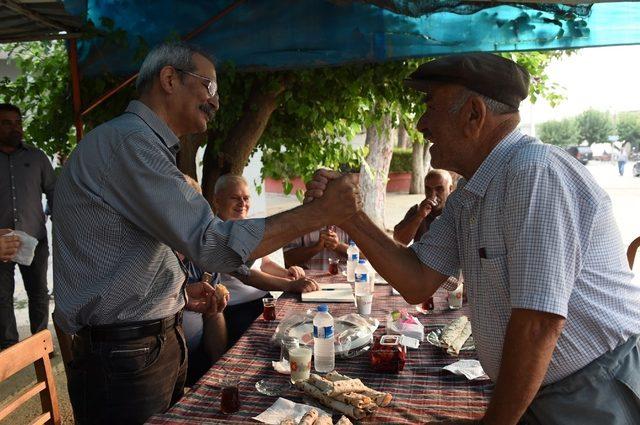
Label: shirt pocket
xmin=479 ymin=255 xmax=511 ymax=321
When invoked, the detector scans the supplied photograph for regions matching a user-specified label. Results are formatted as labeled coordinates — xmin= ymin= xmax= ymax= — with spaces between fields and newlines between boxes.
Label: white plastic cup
xmin=448 ymin=283 xmax=464 ymax=310
xmin=355 ymin=294 xmax=373 ymax=315
xmin=289 ymin=346 xmax=312 ymax=384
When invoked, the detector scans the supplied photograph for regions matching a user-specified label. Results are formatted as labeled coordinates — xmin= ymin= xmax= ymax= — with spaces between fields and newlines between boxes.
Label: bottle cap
xmin=317 ymin=304 xmax=329 ymax=312
xmin=358 ymin=259 xmax=366 ymax=264
xmin=349 ymin=240 xmax=355 ymax=246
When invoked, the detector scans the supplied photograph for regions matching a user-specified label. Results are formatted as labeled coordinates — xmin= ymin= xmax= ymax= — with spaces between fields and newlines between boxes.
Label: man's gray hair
xmin=449 ymin=87 xmax=514 ymax=115
xmin=136 ymin=42 xmax=214 ymax=95
xmin=214 ymin=174 xmax=248 ymax=196
xmin=425 ymin=169 xmax=453 ymax=185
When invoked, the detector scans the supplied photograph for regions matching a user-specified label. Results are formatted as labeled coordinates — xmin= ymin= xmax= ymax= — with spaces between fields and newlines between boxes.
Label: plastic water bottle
xmin=354 ymin=259 xmax=368 ymax=294
xmin=346 ymin=241 xmax=359 ymax=282
xmin=313 ymin=304 xmax=335 ymax=373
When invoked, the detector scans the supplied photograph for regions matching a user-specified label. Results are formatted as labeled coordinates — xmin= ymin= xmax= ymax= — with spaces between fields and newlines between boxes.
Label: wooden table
xmin=148 ymin=273 xmax=492 ymax=424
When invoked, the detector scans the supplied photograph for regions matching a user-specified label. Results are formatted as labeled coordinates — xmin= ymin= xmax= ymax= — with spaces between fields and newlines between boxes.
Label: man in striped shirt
xmin=53 ymin=42 xmax=361 ymax=424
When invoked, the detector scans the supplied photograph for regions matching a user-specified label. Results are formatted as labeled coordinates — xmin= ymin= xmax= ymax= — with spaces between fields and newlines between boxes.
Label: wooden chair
xmin=0 ymin=330 xmax=61 ymax=425
xmin=629 ymin=236 xmax=640 ymax=269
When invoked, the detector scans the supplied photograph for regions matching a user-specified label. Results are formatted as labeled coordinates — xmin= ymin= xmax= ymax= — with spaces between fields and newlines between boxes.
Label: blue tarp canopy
xmin=66 ymin=0 xmax=640 ymax=76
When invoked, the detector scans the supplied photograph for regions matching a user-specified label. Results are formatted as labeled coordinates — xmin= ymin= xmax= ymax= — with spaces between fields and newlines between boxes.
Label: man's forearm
xmin=482 ymin=309 xmax=565 ymax=425
xmin=233 ymin=269 xmax=291 ymax=292
xmin=284 ymin=245 xmax=323 ymax=268
xmin=260 ymin=258 xmax=290 ymax=278
xmin=341 ymin=211 xmax=446 ymax=304
xmin=334 ymin=242 xmax=348 ymax=256
xmin=393 ymin=213 xmax=424 ymax=245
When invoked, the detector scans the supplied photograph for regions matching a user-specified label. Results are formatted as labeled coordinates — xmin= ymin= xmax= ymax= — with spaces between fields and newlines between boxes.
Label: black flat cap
xmin=404 ymin=53 xmax=530 ymax=110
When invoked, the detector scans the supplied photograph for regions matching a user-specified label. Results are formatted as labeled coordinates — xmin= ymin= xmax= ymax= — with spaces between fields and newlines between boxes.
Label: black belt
xmin=77 ymin=311 xmax=183 ymax=342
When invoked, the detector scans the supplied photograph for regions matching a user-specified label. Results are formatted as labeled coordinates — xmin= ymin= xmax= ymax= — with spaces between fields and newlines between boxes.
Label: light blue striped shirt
xmin=53 ymin=101 xmax=264 ymax=334
xmin=412 ymin=129 xmax=640 ymax=385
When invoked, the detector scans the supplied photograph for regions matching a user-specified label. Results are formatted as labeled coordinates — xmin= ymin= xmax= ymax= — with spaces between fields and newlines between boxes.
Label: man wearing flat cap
xmin=306 ymin=53 xmax=640 ymax=424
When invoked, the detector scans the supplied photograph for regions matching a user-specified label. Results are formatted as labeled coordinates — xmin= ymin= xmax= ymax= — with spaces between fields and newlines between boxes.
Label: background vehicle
xmin=566 ymin=146 xmax=593 ymax=165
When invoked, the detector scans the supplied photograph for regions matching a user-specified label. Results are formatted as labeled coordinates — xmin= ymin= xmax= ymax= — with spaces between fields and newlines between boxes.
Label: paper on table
xmin=301 ymin=283 xmax=354 ymax=303
xmin=443 ymin=359 xmax=489 ymax=380
xmin=272 ymin=359 xmax=290 ymax=374
xmin=253 ymin=397 xmax=329 ymax=425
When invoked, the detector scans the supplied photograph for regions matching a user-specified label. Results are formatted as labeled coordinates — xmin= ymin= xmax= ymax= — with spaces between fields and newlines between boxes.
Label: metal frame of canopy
xmin=0 ymin=0 xmax=636 ymax=143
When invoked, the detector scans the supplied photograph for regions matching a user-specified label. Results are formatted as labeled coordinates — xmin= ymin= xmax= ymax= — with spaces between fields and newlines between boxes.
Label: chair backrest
xmin=628 ymin=236 xmax=640 ymax=269
xmin=0 ymin=330 xmax=61 ymax=425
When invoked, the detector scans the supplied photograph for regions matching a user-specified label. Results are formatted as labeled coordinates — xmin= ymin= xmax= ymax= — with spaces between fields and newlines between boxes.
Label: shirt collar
xmin=463 ymin=128 xmax=525 ymax=198
xmin=125 ymin=100 xmax=181 ymax=150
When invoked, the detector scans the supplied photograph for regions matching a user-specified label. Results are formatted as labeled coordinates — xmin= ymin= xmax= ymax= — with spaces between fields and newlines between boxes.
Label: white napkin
xmin=443 ymin=359 xmax=490 ymax=380
xmin=270 ymin=291 xmax=284 ymax=299
xmin=3 ymin=230 xmax=37 ymax=266
xmin=272 ymin=360 xmax=291 ymax=374
xmin=253 ymin=397 xmax=329 ymax=424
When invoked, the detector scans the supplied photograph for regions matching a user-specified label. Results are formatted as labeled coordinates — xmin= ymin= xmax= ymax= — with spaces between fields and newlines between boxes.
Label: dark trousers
xmin=223 ymin=297 xmax=264 ymax=349
xmin=0 ymin=239 xmax=49 ymax=348
xmin=68 ymin=322 xmax=188 ymax=425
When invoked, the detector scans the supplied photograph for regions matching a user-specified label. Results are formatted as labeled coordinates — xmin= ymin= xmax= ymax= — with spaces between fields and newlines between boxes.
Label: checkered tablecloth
xmin=148 ymin=273 xmax=493 ymax=424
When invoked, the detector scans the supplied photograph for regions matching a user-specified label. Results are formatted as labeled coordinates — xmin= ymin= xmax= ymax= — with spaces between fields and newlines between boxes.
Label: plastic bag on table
xmin=272 ymin=310 xmax=379 ymax=359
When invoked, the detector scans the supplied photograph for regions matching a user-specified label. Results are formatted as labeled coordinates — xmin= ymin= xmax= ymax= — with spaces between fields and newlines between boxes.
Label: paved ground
xmin=1 ymin=160 xmax=638 ymax=423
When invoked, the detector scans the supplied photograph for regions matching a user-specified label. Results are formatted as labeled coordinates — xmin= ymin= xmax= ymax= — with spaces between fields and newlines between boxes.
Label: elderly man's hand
xmin=417 ymin=196 xmax=438 ymax=218
xmin=185 ymin=281 xmax=214 ymax=313
xmin=304 ymin=169 xmax=340 ymax=203
xmin=308 ymin=172 xmax=361 ymax=223
xmin=207 ymin=289 xmax=229 ymax=317
xmin=319 ymin=229 xmax=340 ymax=250
xmin=288 ymin=277 xmax=319 ymax=293
xmin=287 ymin=266 xmax=305 ymax=280
xmin=0 ymin=229 xmax=20 ymax=263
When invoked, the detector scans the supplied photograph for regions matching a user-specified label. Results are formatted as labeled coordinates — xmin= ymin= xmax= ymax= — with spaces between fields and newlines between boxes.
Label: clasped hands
xmin=185 ymin=281 xmax=228 ymax=317
xmin=303 ymin=169 xmax=363 ymax=223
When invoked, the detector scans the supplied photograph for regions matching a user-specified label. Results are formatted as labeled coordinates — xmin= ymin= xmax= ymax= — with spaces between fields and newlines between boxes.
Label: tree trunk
xmin=176 ymin=133 xmax=205 ymax=180
xmin=201 ymin=77 xmax=286 ymax=207
xmin=397 ymin=125 xmax=409 ymax=149
xmin=360 ymin=114 xmax=393 ymax=228
xmin=409 ymin=140 xmax=424 ymax=194
xmin=423 ymin=140 xmax=432 ymax=172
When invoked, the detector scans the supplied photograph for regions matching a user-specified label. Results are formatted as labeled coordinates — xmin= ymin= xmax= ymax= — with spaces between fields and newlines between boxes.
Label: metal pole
xmin=68 ymin=38 xmax=83 ymax=141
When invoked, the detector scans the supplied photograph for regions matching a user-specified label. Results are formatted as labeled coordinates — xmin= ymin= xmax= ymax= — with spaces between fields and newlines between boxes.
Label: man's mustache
xmin=199 ymin=104 xmax=216 ymax=121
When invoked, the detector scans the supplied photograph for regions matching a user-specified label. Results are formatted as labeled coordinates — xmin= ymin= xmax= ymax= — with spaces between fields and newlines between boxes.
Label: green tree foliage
xmin=0 ymin=38 xmax=566 ymax=185
xmin=0 ymin=41 xmax=74 ymax=158
xmin=389 ymin=148 xmax=413 ymax=173
xmin=616 ymin=112 xmax=640 ymax=146
xmin=537 ymin=117 xmax=580 ymax=147
xmin=576 ymin=109 xmax=614 ymax=145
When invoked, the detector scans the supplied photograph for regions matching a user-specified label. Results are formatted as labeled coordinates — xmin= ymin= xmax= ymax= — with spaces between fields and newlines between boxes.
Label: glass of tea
xmin=328 ymin=258 xmax=339 ymax=275
xmin=421 ymin=296 xmax=435 ymax=313
xmin=262 ymin=297 xmax=277 ymax=321
xmin=220 ymin=377 xmax=240 ymax=414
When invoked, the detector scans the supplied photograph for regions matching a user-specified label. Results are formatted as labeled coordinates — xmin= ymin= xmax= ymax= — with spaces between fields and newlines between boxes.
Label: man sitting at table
xmin=178 ymin=175 xmax=229 ymax=384
xmin=305 ymin=53 xmax=640 ymax=424
xmin=393 ymin=169 xmax=453 ymax=245
xmin=284 ymin=225 xmax=350 ymax=270
xmin=212 ymin=174 xmax=319 ymax=348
